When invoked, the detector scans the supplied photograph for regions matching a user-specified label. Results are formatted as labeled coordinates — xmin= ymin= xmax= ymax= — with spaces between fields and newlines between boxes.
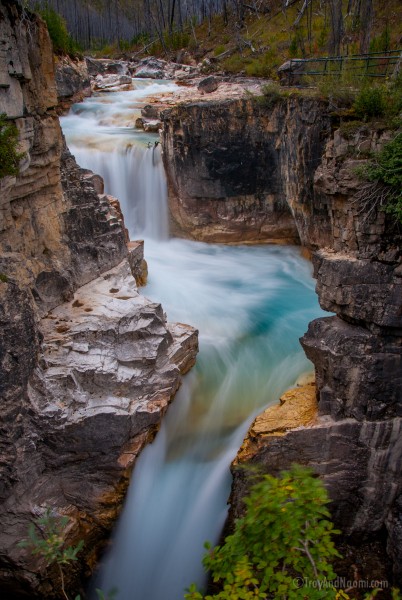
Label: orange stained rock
xmin=251 ymin=383 xmax=318 ymax=438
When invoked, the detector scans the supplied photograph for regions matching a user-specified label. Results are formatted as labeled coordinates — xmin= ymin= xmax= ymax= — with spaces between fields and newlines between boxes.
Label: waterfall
xmin=69 ymin=142 xmax=169 ymax=240
xmin=61 ymin=81 xmax=325 ymax=600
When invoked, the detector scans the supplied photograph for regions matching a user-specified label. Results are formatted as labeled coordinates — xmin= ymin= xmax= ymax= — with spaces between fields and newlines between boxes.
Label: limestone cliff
xmin=161 ymin=96 xmax=402 ymax=583
xmin=0 ymin=2 xmax=198 ymax=596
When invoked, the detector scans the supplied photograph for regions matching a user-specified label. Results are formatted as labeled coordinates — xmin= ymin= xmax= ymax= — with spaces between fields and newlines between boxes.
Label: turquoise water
xmin=96 ymin=239 xmax=323 ymax=600
xmin=61 ymin=81 xmax=324 ymax=600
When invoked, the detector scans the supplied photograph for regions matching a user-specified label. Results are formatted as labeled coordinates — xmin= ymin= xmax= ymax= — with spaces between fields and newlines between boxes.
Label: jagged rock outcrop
xmin=54 ymin=55 xmax=91 ymax=113
xmin=161 ymin=95 xmax=402 ymax=583
xmin=1 ymin=258 xmax=197 ymax=598
xmin=0 ymin=2 xmax=198 ymax=596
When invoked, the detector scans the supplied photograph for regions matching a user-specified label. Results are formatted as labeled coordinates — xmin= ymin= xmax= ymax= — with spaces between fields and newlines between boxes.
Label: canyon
xmin=162 ymin=95 xmax=402 ymax=582
xmin=0 ymin=0 xmax=401 ymax=596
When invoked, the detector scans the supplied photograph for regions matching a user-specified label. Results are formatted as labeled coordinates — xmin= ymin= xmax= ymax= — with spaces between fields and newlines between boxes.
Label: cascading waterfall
xmin=61 ymin=79 xmax=325 ymax=600
xmin=71 ymin=143 xmax=169 ymax=240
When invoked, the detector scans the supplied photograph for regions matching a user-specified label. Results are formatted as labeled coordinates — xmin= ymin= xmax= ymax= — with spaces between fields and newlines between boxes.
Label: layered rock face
xmin=162 ymin=96 xmax=402 ymax=582
xmin=0 ymin=2 xmax=198 ymax=596
xmin=54 ymin=55 xmax=91 ymax=113
xmin=238 ymin=127 xmax=401 ymax=582
xmin=161 ymin=97 xmax=332 ymax=244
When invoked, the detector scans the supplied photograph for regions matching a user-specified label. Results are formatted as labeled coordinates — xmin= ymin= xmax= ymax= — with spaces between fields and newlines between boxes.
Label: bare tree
xmin=359 ymin=0 xmax=373 ymax=53
xmin=328 ymin=0 xmax=344 ymax=55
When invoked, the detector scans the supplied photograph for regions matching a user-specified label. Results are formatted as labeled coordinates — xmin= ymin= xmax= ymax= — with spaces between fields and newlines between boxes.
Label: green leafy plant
xmin=185 ymin=465 xmax=341 ymax=600
xmin=19 ymin=508 xmax=83 ymax=600
xmin=0 ymin=113 xmax=25 ymax=179
xmin=19 ymin=508 xmax=117 ymax=600
xmin=356 ymin=133 xmax=402 ymax=224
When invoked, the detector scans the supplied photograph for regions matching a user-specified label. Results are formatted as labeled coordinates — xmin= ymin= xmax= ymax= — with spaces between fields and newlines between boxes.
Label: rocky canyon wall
xmin=0 ymin=2 xmax=197 ymax=597
xmin=162 ymin=96 xmax=402 ymax=582
xmin=161 ymin=96 xmax=343 ymax=245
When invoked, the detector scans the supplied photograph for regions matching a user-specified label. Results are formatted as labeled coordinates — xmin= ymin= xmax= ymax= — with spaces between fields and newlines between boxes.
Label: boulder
xmin=93 ymin=73 xmax=132 ymax=91
xmin=133 ymin=57 xmax=167 ymax=79
xmin=141 ymin=104 xmax=160 ymax=119
xmin=85 ymin=57 xmax=127 ymax=77
xmin=143 ymin=119 xmax=162 ymax=132
xmin=277 ymin=59 xmax=305 ymax=86
xmin=198 ymin=75 xmax=220 ymax=93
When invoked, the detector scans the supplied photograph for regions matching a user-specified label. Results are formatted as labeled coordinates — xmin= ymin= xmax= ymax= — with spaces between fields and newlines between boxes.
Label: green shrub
xmin=245 ymin=49 xmax=279 ymax=78
xmin=314 ymin=75 xmax=356 ymax=107
xmin=19 ymin=508 xmax=83 ymax=599
xmin=317 ymin=28 xmax=328 ymax=50
xmin=0 ymin=273 xmax=9 ymax=283
xmin=37 ymin=4 xmax=78 ymax=55
xmin=353 ymin=86 xmax=388 ymax=119
xmin=0 ymin=113 xmax=24 ymax=179
xmin=130 ymin=32 xmax=150 ymax=46
xmin=164 ymin=29 xmax=190 ymax=51
xmin=222 ymin=54 xmax=247 ymax=74
xmin=289 ymin=35 xmax=298 ymax=57
xmin=358 ymin=133 xmax=402 ymax=223
xmin=214 ymin=44 xmax=226 ymax=56
xmin=185 ymin=465 xmax=341 ymax=600
xmin=256 ymin=82 xmax=283 ymax=108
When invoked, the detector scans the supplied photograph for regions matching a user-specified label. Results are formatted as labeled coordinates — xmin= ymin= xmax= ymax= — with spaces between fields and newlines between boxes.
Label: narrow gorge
xmin=162 ymin=95 xmax=402 ymax=583
xmin=0 ymin=0 xmax=401 ymax=598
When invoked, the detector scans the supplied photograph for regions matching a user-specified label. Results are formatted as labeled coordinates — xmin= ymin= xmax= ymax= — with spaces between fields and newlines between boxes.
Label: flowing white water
xmin=61 ymin=80 xmax=325 ymax=600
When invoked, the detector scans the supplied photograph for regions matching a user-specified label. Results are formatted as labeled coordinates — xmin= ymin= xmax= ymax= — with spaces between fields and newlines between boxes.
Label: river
xmin=61 ymin=79 xmax=324 ymax=600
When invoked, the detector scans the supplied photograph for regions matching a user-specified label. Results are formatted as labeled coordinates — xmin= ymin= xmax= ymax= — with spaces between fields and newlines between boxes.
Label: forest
xmin=26 ymin=0 xmax=384 ymax=57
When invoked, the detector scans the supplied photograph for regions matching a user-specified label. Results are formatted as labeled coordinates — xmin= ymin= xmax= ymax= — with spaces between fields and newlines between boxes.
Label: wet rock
xmin=143 ymin=119 xmax=162 ymax=132
xmin=312 ymin=250 xmax=402 ymax=329
xmin=131 ymin=57 xmax=199 ymax=80
xmin=141 ymin=104 xmax=160 ymax=119
xmin=127 ymin=240 xmax=148 ymax=286
xmin=245 ymin=384 xmax=317 ymax=440
xmin=85 ymin=57 xmax=128 ymax=77
xmin=231 ymin=411 xmax=402 ymax=584
xmin=93 ymin=73 xmax=132 ymax=91
xmin=161 ymin=98 xmax=326 ymax=243
xmin=162 ymin=85 xmax=400 ymax=583
xmin=0 ymin=280 xmax=40 ymax=502
xmin=133 ymin=57 xmax=165 ymax=79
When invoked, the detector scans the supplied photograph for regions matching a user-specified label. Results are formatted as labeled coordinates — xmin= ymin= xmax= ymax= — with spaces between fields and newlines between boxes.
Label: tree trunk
xmin=328 ymin=0 xmax=344 ymax=55
xmin=359 ymin=0 xmax=373 ymax=53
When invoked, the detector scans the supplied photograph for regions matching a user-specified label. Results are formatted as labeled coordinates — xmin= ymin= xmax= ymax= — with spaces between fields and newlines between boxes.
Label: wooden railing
xmin=279 ymin=49 xmax=402 ymax=85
